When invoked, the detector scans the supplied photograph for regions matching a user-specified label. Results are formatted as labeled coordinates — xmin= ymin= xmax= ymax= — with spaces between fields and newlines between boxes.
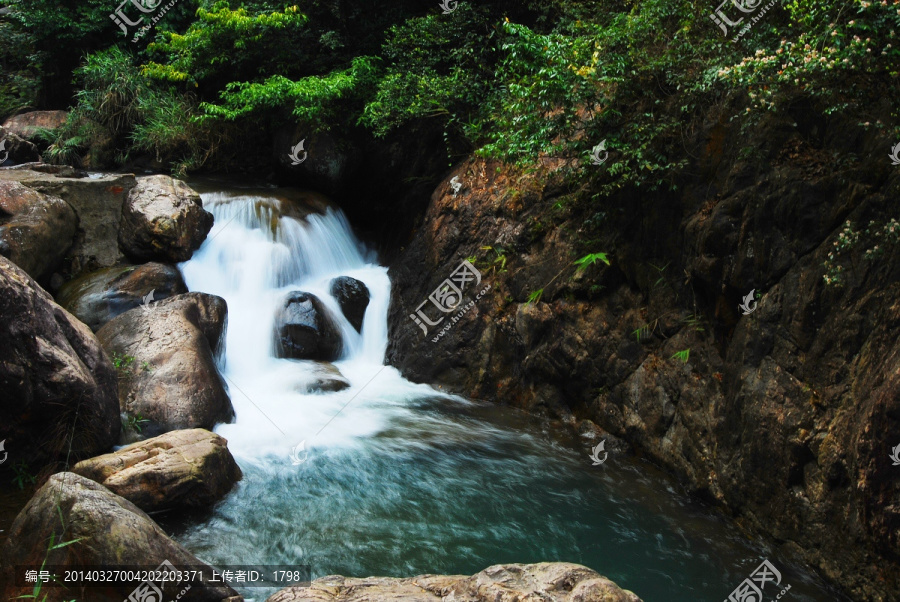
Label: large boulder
xmin=118 ymin=175 xmax=213 ymax=263
xmin=0 ymin=179 xmax=76 ymax=281
xmin=329 ymin=276 xmax=370 ymax=333
xmin=274 ymin=291 xmax=343 ymax=361
xmin=0 ymin=256 xmax=120 ymax=466
xmin=2 ymin=110 xmax=68 ymax=141
xmin=57 ymin=262 xmax=188 ymax=331
xmin=0 ymin=168 xmax=136 ymax=280
xmin=0 ymin=472 xmax=241 ymax=602
xmin=266 ymin=563 xmax=641 ymax=602
xmin=96 ymin=292 xmax=234 ymax=442
xmin=72 ymin=428 xmax=242 ymax=512
xmin=0 ymin=127 xmax=41 ymax=165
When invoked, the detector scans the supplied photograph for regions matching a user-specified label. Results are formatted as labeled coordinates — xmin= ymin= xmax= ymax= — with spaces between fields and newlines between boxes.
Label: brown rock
xmin=0 ymin=472 xmax=241 ymax=602
xmin=2 ymin=110 xmax=68 ymax=141
xmin=72 ymin=428 xmax=242 ymax=512
xmin=0 ymin=256 xmax=119 ymax=467
xmin=96 ymin=292 xmax=234 ymax=442
xmin=118 ymin=175 xmax=213 ymax=263
xmin=57 ymin=262 xmax=188 ymax=331
xmin=0 ymin=168 xmax=136 ymax=280
xmin=266 ymin=563 xmax=641 ymax=602
xmin=0 ymin=179 xmax=76 ymax=280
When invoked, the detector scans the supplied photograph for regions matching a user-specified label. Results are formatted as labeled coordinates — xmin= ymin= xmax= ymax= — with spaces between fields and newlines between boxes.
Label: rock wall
xmin=386 ymin=110 xmax=900 ymax=600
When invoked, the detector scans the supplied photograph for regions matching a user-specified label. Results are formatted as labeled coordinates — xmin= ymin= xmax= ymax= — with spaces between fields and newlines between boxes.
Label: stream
xmin=166 ymin=180 xmax=847 ymax=602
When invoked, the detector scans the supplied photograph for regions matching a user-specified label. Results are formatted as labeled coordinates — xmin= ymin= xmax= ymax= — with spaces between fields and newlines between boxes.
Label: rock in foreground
xmin=96 ymin=292 xmax=234 ymax=442
xmin=72 ymin=428 xmax=242 ymax=512
xmin=0 ymin=179 xmax=76 ymax=281
xmin=0 ymin=256 xmax=119 ymax=465
xmin=0 ymin=472 xmax=241 ymax=602
xmin=118 ymin=175 xmax=213 ymax=263
xmin=266 ymin=563 xmax=641 ymax=602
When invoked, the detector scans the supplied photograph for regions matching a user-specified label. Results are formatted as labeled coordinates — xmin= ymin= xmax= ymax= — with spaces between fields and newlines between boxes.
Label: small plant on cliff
xmin=11 ymin=460 xmax=36 ymax=490
xmin=526 ymin=252 xmax=610 ymax=305
xmin=124 ymin=413 xmax=150 ymax=434
xmin=823 ymin=218 xmax=899 ymax=287
xmin=16 ymin=514 xmax=82 ymax=602
xmin=111 ymin=352 xmax=136 ymax=375
xmin=671 ymin=349 xmax=690 ymax=364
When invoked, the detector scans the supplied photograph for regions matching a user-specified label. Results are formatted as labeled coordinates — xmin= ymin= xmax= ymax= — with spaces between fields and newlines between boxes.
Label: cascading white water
xmin=181 ymin=191 xmax=433 ymax=462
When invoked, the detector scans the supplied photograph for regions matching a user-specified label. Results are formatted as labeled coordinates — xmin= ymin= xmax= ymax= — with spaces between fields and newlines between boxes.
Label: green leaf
xmin=671 ymin=349 xmax=690 ymax=363
xmin=574 ymin=252 xmax=610 ymax=272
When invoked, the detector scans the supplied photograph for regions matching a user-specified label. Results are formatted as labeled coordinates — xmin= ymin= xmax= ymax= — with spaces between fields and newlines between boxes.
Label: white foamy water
xmin=180 ymin=192 xmax=444 ymax=464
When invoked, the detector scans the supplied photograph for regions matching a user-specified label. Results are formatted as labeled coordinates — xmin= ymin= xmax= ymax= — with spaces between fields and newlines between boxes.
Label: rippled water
xmin=171 ymin=182 xmax=848 ymax=602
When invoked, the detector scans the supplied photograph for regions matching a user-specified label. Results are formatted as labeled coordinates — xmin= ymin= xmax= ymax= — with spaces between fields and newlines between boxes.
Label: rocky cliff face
xmin=386 ymin=110 xmax=900 ymax=600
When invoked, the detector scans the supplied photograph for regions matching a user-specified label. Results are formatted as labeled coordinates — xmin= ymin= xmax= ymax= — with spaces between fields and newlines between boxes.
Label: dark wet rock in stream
xmin=274 ymin=291 xmax=343 ymax=361
xmin=118 ymin=175 xmax=213 ymax=263
xmin=266 ymin=562 xmax=641 ymax=602
xmin=56 ymin=262 xmax=187 ymax=331
xmin=0 ymin=256 xmax=120 ymax=466
xmin=0 ymin=472 xmax=242 ymax=602
xmin=386 ymin=114 xmax=900 ymax=601
xmin=96 ymin=292 xmax=233 ymax=443
xmin=329 ymin=275 xmax=370 ymax=332
xmin=291 ymin=361 xmax=351 ymax=394
xmin=0 ymin=179 xmax=76 ymax=281
xmin=72 ymin=428 xmax=242 ymax=513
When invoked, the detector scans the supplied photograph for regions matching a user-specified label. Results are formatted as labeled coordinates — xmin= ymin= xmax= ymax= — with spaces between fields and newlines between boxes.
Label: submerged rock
xmin=118 ymin=175 xmax=213 ymax=263
xmin=291 ymin=361 xmax=351 ymax=394
xmin=329 ymin=276 xmax=370 ymax=333
xmin=0 ymin=180 xmax=76 ymax=281
xmin=0 ymin=472 xmax=241 ymax=602
xmin=57 ymin=262 xmax=187 ymax=331
xmin=0 ymin=256 xmax=120 ymax=466
xmin=274 ymin=291 xmax=343 ymax=361
xmin=266 ymin=562 xmax=641 ymax=602
xmin=72 ymin=428 xmax=242 ymax=512
xmin=96 ymin=292 xmax=234 ymax=443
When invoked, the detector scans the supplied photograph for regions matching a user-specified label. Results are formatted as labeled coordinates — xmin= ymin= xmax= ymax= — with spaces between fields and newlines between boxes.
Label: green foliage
xmin=111 ymin=351 xmax=136 ymax=375
xmin=574 ymin=252 xmax=610 ymax=272
xmin=199 ymin=56 xmax=380 ymax=130
xmin=526 ymin=289 xmax=544 ymax=306
xmin=823 ymin=218 xmax=900 ymax=287
xmin=671 ymin=349 xmax=690 ymax=363
xmin=124 ymin=413 xmax=150 ymax=433
xmin=477 ymin=246 xmax=509 ymax=274
xmin=11 ymin=460 xmax=36 ymax=490
xmin=141 ymin=3 xmax=309 ymax=85
xmin=15 ymin=522 xmax=81 ymax=601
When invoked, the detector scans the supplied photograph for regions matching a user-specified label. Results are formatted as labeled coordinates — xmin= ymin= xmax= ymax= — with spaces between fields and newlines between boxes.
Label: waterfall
xmin=181 ymin=191 xmax=411 ymax=462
